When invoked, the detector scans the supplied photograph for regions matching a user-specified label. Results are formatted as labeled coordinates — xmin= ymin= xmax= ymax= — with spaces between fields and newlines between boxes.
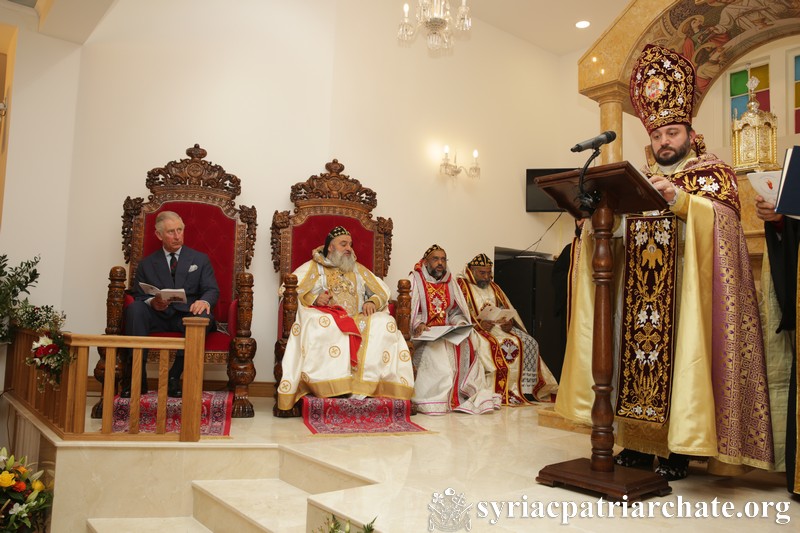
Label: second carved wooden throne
xmin=271 ymin=159 xmax=412 ymax=417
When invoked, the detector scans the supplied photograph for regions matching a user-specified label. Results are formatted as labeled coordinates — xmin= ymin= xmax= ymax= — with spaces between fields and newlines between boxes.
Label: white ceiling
xmin=468 ymin=0 xmax=632 ymax=56
xmin=6 ymin=1 xmax=634 ymax=54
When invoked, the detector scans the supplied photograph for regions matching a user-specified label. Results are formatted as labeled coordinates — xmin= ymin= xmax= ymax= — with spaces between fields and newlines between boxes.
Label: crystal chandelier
xmin=397 ymin=1 xmax=472 ymax=52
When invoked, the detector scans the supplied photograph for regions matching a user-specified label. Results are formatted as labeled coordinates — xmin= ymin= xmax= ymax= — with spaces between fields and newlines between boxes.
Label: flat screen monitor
xmin=526 ymin=168 xmax=572 ymax=212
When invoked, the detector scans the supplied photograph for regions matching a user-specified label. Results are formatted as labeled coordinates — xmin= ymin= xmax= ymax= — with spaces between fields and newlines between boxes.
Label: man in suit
xmin=123 ymin=210 xmax=219 ymax=398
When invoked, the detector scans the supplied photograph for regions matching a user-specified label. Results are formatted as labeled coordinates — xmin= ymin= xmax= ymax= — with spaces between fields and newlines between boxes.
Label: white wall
xmin=0 ymin=0 xmax=622 ymax=384
xmin=0 ymin=25 xmax=81 ymax=305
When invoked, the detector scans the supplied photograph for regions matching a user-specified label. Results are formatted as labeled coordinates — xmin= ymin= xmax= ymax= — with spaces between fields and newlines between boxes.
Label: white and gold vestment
xmin=276 ymin=248 xmax=414 ymax=410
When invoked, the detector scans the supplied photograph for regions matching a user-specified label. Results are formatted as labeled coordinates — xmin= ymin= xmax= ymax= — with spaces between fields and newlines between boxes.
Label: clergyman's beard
xmin=476 ymin=280 xmax=490 ymax=289
xmin=655 ymin=136 xmax=691 ymax=166
xmin=329 ymin=250 xmax=356 ymax=272
xmin=426 ymin=264 xmax=445 ymax=281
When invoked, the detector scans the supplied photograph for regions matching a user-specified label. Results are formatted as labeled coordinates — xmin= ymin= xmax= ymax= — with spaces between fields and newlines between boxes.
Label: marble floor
xmin=210 ymin=397 xmax=797 ymax=532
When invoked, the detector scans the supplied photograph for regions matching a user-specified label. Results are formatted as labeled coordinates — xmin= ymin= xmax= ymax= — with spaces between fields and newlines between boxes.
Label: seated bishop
xmin=457 ymin=253 xmax=558 ymax=405
xmin=409 ymin=244 xmax=501 ymax=415
xmin=276 ymin=226 xmax=415 ymax=410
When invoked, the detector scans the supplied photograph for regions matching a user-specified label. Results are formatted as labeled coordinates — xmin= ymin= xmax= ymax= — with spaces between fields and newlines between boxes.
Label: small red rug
xmin=302 ymin=396 xmax=427 ymax=435
xmin=113 ymin=391 xmax=233 ymax=436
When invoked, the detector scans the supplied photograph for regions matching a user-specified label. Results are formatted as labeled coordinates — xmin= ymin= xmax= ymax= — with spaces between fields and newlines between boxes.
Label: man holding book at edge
xmin=754 ymin=188 xmax=800 ymax=499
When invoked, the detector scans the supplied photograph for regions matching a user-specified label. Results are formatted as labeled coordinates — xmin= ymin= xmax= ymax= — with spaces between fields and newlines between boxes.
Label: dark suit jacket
xmin=765 ymin=218 xmax=800 ymax=332
xmin=132 ymin=246 xmax=220 ymax=317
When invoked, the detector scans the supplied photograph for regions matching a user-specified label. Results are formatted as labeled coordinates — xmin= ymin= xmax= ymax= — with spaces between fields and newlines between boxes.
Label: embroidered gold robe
xmin=556 ymin=149 xmax=774 ymax=471
xmin=276 ymin=248 xmax=414 ymax=410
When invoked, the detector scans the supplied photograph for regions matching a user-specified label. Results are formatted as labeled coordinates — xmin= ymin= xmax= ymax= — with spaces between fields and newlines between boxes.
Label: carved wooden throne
xmin=94 ymin=144 xmax=258 ymax=418
xmin=271 ymin=159 xmax=412 ymax=417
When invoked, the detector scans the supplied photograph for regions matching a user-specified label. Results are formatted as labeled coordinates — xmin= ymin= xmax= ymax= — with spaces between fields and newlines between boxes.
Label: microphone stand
xmin=577 ymin=147 xmax=602 ymax=214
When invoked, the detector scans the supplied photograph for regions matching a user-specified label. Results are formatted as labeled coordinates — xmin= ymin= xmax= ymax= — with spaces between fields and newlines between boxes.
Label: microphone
xmin=570 ymin=131 xmax=617 ymax=153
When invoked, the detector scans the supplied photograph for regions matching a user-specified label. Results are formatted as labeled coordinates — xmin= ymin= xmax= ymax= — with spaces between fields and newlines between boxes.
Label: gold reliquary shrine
xmin=731 ymin=76 xmax=780 ymax=173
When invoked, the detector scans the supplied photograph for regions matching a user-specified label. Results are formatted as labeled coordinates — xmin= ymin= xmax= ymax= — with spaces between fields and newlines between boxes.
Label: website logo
xmin=428 ymin=487 xmax=473 ymax=532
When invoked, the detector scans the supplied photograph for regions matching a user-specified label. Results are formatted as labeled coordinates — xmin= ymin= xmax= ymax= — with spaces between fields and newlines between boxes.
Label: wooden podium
xmin=534 ymin=161 xmax=672 ymax=501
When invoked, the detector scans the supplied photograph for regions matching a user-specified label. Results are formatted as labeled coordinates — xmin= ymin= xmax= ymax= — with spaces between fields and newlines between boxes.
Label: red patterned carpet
xmin=302 ymin=396 xmax=427 ymax=435
xmin=113 ymin=390 xmax=233 ymax=436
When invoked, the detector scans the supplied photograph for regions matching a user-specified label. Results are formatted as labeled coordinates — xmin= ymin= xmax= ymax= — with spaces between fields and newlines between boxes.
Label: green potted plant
xmin=0 ymin=255 xmax=40 ymax=344
xmin=315 ymin=515 xmax=376 ymax=533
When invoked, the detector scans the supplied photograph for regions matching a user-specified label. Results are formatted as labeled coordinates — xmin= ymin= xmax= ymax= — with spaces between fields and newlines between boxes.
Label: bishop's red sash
xmin=311 ymin=305 xmax=362 ymax=368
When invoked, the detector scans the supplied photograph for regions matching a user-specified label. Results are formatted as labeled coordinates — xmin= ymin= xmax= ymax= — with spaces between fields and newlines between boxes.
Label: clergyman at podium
xmin=555 ymin=44 xmax=773 ymax=481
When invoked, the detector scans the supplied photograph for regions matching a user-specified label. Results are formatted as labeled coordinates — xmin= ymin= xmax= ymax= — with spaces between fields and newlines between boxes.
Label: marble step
xmin=87 ymin=516 xmax=212 ymax=533
xmin=192 ymin=478 xmax=310 ymax=533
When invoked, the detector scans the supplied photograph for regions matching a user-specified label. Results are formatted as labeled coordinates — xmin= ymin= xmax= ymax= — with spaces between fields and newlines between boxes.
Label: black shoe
xmin=614 ymin=449 xmax=655 ymax=469
xmin=120 ymin=380 xmax=148 ymax=399
xmin=655 ymin=454 xmax=690 ymax=481
xmin=168 ymin=378 xmax=182 ymax=398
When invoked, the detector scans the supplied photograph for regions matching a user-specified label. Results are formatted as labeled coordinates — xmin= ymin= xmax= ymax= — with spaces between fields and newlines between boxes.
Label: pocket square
xmin=188 ymin=265 xmax=198 ymax=273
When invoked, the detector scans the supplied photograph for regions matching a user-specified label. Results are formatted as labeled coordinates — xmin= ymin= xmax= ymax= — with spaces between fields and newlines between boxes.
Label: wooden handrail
xmin=4 ymin=318 xmax=208 ymax=442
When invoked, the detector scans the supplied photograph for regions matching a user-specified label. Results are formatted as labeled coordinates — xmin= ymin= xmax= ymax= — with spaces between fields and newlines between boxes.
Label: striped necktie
xmin=169 ymin=253 xmax=177 ymax=279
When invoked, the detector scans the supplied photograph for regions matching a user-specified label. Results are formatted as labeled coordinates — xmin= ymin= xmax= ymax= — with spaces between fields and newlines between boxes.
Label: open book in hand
xmin=476 ymin=304 xmax=515 ymax=323
xmin=775 ymin=146 xmax=800 ymax=220
xmin=747 ymin=170 xmax=780 ymax=204
xmin=138 ymin=282 xmax=187 ymax=304
xmin=412 ymin=324 xmax=473 ymax=344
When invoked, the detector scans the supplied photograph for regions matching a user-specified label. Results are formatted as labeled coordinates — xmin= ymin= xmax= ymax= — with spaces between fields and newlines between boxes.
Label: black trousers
xmin=124 ymin=300 xmax=215 ymax=382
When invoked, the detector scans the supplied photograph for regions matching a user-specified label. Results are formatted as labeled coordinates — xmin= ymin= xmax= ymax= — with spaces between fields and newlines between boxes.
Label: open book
xmin=747 ymin=170 xmax=780 ymax=204
xmin=138 ymin=282 xmax=187 ymax=304
xmin=477 ymin=304 xmax=515 ymax=323
xmin=412 ymin=324 xmax=473 ymax=344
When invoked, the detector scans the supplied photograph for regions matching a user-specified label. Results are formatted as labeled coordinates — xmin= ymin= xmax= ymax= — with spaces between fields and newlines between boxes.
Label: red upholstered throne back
xmin=289 ymin=215 xmax=375 ymax=272
xmin=141 ymin=203 xmax=235 ymax=324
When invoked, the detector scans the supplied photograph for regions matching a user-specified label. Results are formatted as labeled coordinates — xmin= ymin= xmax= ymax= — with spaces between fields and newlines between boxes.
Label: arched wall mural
xmin=579 ymin=0 xmax=800 ymax=164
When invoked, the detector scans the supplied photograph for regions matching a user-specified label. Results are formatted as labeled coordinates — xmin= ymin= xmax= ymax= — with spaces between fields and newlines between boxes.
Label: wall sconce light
xmin=440 ymin=145 xmax=480 ymax=178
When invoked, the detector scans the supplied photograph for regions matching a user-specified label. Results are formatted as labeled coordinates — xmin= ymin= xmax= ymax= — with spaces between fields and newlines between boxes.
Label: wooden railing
xmin=3 ymin=318 xmax=208 ymax=442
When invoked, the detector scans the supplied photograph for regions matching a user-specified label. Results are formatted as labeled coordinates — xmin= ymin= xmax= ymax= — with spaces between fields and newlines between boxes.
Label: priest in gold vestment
xmin=276 ymin=226 xmax=414 ymax=410
xmin=556 ymin=44 xmax=773 ymax=481
xmin=457 ymin=253 xmax=558 ymax=405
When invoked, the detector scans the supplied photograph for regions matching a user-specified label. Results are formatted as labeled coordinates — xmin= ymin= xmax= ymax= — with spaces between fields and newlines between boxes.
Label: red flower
xmin=35 ymin=344 xmax=59 ymax=357
xmin=12 ymin=480 xmax=27 ymax=492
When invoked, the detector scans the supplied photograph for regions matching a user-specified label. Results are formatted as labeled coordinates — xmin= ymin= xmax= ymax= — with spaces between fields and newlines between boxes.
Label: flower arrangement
xmin=13 ymin=301 xmax=65 ymax=335
xmin=0 ymin=447 xmax=53 ymax=532
xmin=16 ymin=301 xmax=72 ymax=392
